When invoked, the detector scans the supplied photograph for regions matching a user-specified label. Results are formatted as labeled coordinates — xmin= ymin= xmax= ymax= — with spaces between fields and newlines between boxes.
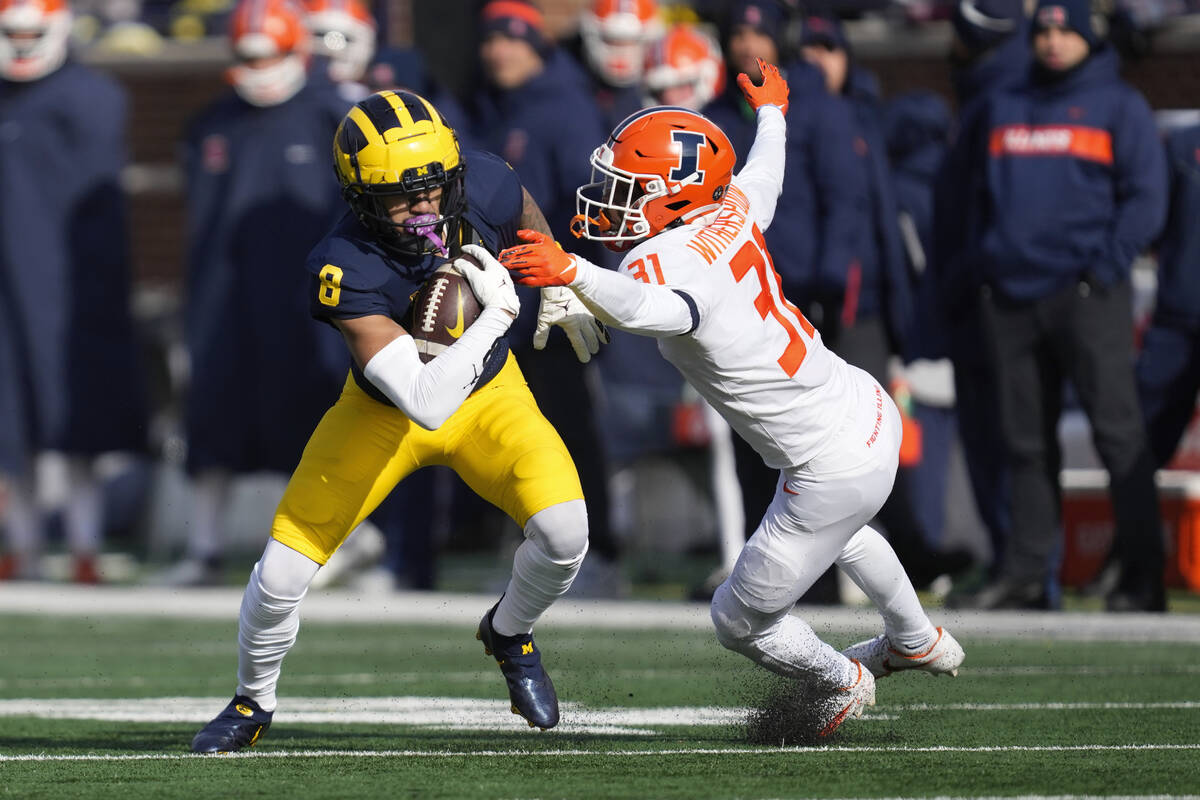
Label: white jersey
xmin=613 ymin=177 xmax=854 ymax=469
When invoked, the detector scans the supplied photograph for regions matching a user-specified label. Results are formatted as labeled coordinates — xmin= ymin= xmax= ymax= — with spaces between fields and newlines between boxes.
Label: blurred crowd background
xmin=2 ymin=0 xmax=1199 ymax=610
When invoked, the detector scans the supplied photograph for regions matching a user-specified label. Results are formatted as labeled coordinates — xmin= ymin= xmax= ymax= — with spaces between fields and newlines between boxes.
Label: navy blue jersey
xmin=305 ymin=148 xmax=523 ymax=405
xmin=0 ymin=61 xmax=146 ymax=457
xmin=182 ymin=83 xmax=352 ymax=475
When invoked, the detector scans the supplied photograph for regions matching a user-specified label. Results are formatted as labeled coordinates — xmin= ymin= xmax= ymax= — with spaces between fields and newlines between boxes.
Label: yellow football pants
xmin=271 ymin=354 xmax=584 ymax=564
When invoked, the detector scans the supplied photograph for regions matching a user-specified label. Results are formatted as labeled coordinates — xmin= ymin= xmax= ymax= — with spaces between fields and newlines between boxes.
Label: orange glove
xmin=499 ymin=229 xmax=579 ymax=287
xmin=737 ymin=57 xmax=789 ymax=115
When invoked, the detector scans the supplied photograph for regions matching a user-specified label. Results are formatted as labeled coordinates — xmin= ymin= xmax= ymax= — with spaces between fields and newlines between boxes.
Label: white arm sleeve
xmin=362 ymin=307 xmax=512 ymax=430
xmin=731 ymin=106 xmax=787 ymax=231
xmin=569 ymin=256 xmax=695 ymax=337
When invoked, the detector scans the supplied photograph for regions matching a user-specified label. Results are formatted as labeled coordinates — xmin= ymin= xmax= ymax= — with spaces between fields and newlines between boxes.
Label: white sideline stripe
xmin=3 ymin=583 xmax=1200 ymax=641
xmin=7 ymin=665 xmax=1200 ymax=691
xmin=2 ymin=697 xmax=1196 ymax=728
xmin=0 ymin=697 xmax=743 ymax=736
xmin=6 ymin=665 xmax=1200 ymax=691
xmin=2 ymin=745 xmax=1199 ymax=763
xmin=892 ymin=702 xmax=1200 ymax=711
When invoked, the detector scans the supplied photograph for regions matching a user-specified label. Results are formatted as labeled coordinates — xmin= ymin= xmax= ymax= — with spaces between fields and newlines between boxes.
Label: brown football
xmin=409 ymin=255 xmax=484 ymax=362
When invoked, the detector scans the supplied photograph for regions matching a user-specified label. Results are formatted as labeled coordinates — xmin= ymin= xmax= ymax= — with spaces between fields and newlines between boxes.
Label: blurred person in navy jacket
xmin=798 ymin=14 xmax=966 ymax=588
xmin=569 ymin=0 xmax=662 ymax=132
xmin=0 ymin=0 xmax=147 ymax=582
xmin=702 ymin=0 xmax=864 ymax=601
xmin=884 ymin=90 xmax=976 ymax=575
xmin=466 ymin=0 xmax=621 ymax=594
xmin=948 ymin=0 xmax=1168 ymax=611
xmin=1136 ymin=124 xmax=1200 ymax=467
xmin=933 ymin=0 xmax=1029 ymax=598
xmin=798 ymin=14 xmax=912 ymax=375
xmin=165 ymin=0 xmax=352 ymax=585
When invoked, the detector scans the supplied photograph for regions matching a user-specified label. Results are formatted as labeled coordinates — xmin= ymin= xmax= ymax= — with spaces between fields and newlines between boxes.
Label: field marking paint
xmin=2 ymin=697 xmax=1197 ymax=733
xmin=2 ymin=745 xmax=1199 ymax=763
xmin=0 ymin=668 xmax=710 ymax=691
xmin=891 ymin=701 xmax=1200 ymax=711
xmin=0 ymin=697 xmax=744 ymax=736
xmin=4 ymin=583 xmax=1200 ymax=641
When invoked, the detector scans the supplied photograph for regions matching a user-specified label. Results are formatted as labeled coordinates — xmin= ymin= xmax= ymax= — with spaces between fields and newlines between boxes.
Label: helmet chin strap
xmin=401 ymin=213 xmax=449 ymax=257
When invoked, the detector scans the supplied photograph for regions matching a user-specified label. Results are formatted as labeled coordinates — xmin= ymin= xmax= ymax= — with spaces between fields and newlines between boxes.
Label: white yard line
xmin=1 ymin=697 xmax=1196 ymax=728
xmin=2 ymin=745 xmax=1199 ymax=763
xmin=2 ymin=583 xmax=1199 ymax=641
xmin=6 ymin=664 xmax=1199 ymax=691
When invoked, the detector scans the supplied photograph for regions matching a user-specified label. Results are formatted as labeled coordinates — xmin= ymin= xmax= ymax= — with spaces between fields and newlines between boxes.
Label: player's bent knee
xmin=525 ymin=498 xmax=589 ymax=564
xmin=255 ymin=539 xmax=322 ymax=601
xmin=711 ymin=581 xmax=759 ymax=652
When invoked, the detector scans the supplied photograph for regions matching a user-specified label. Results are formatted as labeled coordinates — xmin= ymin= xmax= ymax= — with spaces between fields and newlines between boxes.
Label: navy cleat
xmin=191 ymin=695 xmax=273 ymax=753
xmin=476 ymin=603 xmax=560 ymax=730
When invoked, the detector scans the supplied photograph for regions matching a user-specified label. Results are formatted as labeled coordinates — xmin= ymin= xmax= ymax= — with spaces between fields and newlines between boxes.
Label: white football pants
xmin=711 ymin=368 xmax=936 ymax=686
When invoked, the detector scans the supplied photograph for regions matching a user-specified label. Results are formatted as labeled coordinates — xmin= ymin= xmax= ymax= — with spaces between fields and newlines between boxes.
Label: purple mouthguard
xmin=401 ymin=213 xmax=448 ymax=257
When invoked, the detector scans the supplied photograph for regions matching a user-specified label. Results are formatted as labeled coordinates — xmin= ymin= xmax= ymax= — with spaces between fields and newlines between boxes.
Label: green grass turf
xmin=1 ymin=613 xmax=1199 ymax=799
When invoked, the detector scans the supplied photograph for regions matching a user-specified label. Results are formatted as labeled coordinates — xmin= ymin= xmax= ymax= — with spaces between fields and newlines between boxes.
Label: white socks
xmin=836 ymin=525 xmax=938 ymax=652
xmin=236 ymin=539 xmax=320 ymax=712
xmin=491 ymin=499 xmax=589 ymax=637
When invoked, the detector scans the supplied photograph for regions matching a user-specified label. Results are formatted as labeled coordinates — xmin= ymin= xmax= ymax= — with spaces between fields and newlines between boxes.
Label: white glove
xmin=535 ymin=285 xmax=609 ymax=363
xmin=457 ymin=244 xmax=519 ymax=319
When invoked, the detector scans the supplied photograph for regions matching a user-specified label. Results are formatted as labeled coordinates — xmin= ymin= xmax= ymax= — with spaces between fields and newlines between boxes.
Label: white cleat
xmin=819 ymin=659 xmax=876 ymax=738
xmin=842 ymin=627 xmax=965 ymax=679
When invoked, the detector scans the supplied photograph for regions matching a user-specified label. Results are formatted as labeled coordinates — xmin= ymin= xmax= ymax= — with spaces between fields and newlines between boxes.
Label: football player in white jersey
xmin=497 ymin=59 xmax=964 ymax=736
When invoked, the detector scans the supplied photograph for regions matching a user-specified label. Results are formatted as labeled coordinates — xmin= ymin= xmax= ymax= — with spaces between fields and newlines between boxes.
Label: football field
xmin=1 ymin=585 xmax=1198 ymax=799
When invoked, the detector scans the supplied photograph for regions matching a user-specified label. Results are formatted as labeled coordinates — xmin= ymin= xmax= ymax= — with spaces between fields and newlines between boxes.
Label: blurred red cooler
xmin=1060 ymin=468 xmax=1200 ymax=591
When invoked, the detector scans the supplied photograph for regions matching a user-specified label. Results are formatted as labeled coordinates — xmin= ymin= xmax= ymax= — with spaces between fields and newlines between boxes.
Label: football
xmin=408 ymin=254 xmax=484 ymax=362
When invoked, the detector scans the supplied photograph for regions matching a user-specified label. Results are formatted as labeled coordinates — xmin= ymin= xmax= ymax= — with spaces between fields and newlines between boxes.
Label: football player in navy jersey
xmin=191 ymin=89 xmax=607 ymax=753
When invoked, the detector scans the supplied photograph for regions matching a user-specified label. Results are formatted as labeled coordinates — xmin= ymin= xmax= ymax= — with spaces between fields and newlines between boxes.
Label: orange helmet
xmin=643 ymin=23 xmax=725 ymax=111
xmin=580 ymin=0 xmax=662 ymax=88
xmin=226 ymin=0 xmax=310 ymax=106
xmin=573 ymin=107 xmax=736 ymax=249
xmin=0 ymin=0 xmax=72 ymax=82
xmin=304 ymin=0 xmax=376 ymax=83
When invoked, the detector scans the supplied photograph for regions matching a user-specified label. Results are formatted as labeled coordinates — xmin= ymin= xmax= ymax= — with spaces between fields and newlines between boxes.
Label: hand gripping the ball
xmin=535 ymin=286 xmax=609 ymax=363
xmin=499 ymin=230 xmax=579 ymax=287
xmin=456 ymin=244 xmax=520 ymax=319
xmin=737 ymin=57 xmax=789 ymax=115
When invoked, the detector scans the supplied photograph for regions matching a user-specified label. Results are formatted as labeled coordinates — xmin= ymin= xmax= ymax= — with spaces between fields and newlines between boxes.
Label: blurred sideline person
xmin=0 ymin=0 xmax=147 ymax=582
xmin=882 ymin=91 xmax=968 ymax=565
xmin=467 ymin=0 xmax=624 ymax=595
xmin=1136 ymin=123 xmax=1200 ymax=468
xmin=190 ymin=88 xmax=606 ymax=753
xmin=703 ymin=0 xmax=862 ymax=603
xmin=933 ymin=0 xmax=1029 ymax=591
xmin=618 ymin=17 xmax=744 ymax=597
xmin=947 ymin=0 xmax=1168 ymax=612
xmin=164 ymin=0 xmax=352 ymax=586
xmin=643 ymin=21 xmax=724 ymax=110
xmin=798 ymin=14 xmax=970 ymax=589
xmin=502 ymin=60 xmax=964 ymax=737
xmin=303 ymin=0 xmax=375 ymax=97
xmin=572 ymin=0 xmax=662 ymax=131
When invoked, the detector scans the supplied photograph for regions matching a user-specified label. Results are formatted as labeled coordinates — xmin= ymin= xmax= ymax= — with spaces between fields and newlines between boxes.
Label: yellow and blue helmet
xmin=333 ymin=89 xmax=467 ymax=256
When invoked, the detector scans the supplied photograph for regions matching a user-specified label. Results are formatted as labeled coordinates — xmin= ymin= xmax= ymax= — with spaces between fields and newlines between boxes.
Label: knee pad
xmin=524 ymin=499 xmax=589 ymax=565
xmin=711 ymin=581 xmax=776 ymax=652
xmin=253 ymin=539 xmax=321 ymax=604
